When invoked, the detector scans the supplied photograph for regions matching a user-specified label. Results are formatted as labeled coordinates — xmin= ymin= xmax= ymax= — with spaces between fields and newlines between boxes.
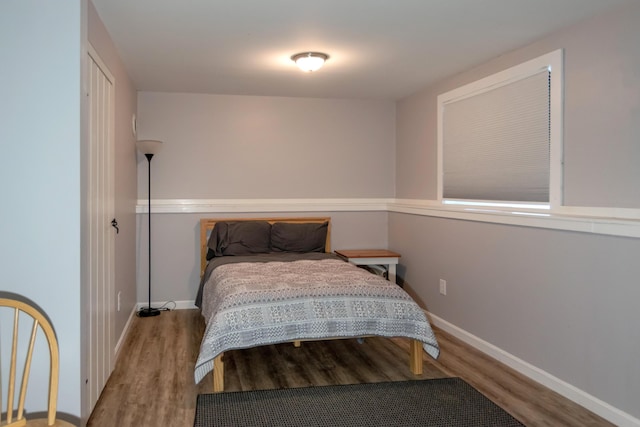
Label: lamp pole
xmin=137 ymin=140 xmax=163 ymax=317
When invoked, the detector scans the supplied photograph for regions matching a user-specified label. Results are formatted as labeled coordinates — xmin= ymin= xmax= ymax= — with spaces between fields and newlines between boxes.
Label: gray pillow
xmin=224 ymin=221 xmax=272 ymax=255
xmin=207 ymin=221 xmax=272 ymax=258
xmin=271 ymin=221 xmax=328 ymax=253
xmin=206 ymin=222 xmax=228 ymax=260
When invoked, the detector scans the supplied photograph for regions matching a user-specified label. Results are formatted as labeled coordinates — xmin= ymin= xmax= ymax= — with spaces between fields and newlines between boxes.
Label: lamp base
xmin=138 ymin=307 xmax=161 ymax=317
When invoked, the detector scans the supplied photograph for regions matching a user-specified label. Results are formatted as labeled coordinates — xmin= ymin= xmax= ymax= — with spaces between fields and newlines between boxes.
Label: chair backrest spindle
xmin=7 ymin=308 xmax=20 ymax=424
xmin=17 ymin=319 xmax=39 ymax=421
xmin=0 ymin=297 xmax=68 ymax=427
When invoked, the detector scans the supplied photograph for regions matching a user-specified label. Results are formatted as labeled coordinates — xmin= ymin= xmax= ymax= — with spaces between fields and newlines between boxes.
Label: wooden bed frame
xmin=199 ymin=217 xmax=423 ymax=392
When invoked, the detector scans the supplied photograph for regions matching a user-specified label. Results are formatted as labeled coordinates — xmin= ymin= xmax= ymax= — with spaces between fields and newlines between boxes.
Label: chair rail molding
xmin=135 ymin=198 xmax=392 ymax=214
xmin=135 ymin=198 xmax=640 ymax=239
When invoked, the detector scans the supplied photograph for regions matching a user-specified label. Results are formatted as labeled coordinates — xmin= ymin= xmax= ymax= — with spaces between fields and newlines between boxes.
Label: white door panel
xmin=86 ymin=46 xmax=115 ymax=414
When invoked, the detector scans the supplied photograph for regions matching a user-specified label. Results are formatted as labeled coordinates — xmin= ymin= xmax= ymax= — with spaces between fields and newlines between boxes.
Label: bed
xmin=194 ymin=217 xmax=440 ymax=392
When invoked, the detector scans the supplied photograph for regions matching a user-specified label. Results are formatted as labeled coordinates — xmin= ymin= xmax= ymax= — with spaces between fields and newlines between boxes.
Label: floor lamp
xmin=137 ymin=139 xmax=163 ymax=317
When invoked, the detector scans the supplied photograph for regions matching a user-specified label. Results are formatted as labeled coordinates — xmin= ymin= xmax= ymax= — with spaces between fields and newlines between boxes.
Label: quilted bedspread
xmin=195 ymin=258 xmax=440 ymax=383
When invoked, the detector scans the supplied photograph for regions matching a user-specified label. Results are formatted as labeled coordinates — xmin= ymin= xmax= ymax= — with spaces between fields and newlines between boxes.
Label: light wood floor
xmin=87 ymin=309 xmax=612 ymax=427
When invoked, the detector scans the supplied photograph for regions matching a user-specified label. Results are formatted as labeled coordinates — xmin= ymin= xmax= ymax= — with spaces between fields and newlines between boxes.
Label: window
xmin=437 ymin=49 xmax=563 ymax=210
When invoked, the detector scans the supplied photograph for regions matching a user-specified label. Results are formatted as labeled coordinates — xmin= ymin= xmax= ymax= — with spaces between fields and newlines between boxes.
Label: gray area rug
xmin=194 ymin=378 xmax=524 ymax=426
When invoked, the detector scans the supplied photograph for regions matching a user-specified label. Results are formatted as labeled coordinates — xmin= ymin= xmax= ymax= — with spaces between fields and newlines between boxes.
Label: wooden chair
xmin=0 ymin=297 xmax=75 ymax=426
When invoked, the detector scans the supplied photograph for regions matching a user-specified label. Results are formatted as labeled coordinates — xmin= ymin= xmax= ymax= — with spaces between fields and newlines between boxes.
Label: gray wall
xmin=138 ymin=211 xmax=389 ymax=304
xmin=88 ymin=0 xmax=139 ymax=347
xmin=135 ymin=93 xmax=396 ymax=304
xmin=393 ymin=1 xmax=640 ymax=419
xmin=0 ymin=0 xmax=83 ymax=421
xmin=136 ymin=92 xmax=396 ymax=199
xmin=396 ymin=2 xmax=640 ymax=209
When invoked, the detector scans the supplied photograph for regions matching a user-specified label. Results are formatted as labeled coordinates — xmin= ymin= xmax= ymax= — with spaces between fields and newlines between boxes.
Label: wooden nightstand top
xmin=334 ymin=249 xmax=401 ymax=259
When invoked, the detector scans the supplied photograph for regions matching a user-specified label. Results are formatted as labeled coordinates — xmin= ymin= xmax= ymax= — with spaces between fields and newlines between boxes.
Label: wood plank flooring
xmin=87 ymin=309 xmax=612 ymax=427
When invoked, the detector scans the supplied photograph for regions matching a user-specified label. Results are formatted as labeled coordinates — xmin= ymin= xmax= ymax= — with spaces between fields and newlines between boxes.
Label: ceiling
xmin=92 ymin=0 xmax=632 ymax=100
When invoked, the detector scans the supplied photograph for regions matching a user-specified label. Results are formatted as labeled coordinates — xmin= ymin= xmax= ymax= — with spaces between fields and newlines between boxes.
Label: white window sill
xmin=391 ymin=199 xmax=640 ymax=238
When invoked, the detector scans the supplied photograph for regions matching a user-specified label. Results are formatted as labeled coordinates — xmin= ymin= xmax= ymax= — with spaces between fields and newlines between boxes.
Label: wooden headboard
xmin=200 ymin=217 xmax=332 ymax=276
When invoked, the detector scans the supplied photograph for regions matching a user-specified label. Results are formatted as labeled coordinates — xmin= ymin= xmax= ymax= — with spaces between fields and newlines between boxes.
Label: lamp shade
xmin=291 ymin=52 xmax=329 ymax=72
xmin=136 ymin=139 xmax=163 ymax=155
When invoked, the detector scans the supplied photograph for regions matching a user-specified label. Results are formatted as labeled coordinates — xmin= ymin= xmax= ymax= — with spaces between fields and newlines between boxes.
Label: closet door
xmin=86 ymin=45 xmax=115 ymax=413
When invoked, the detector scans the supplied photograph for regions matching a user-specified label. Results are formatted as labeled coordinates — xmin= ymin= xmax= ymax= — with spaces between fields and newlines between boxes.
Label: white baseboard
xmin=427 ymin=312 xmax=640 ymax=427
xmin=114 ymin=305 xmax=137 ymax=361
xmin=136 ymin=300 xmax=197 ymax=311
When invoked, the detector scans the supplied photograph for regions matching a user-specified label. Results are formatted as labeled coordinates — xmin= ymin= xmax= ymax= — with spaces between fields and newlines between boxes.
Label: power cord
xmin=155 ymin=301 xmax=176 ymax=311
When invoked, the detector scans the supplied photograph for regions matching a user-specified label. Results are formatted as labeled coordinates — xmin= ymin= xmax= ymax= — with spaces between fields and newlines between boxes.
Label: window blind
xmin=442 ymin=69 xmax=550 ymax=202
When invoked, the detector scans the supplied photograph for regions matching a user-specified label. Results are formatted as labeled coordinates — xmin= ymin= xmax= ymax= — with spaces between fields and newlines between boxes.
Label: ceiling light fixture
xmin=291 ymin=52 xmax=329 ymax=72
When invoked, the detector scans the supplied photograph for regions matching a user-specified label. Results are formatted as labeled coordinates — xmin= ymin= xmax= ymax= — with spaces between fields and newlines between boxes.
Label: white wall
xmin=0 ymin=0 xmax=83 ymax=423
xmin=393 ymin=2 xmax=640 ymax=423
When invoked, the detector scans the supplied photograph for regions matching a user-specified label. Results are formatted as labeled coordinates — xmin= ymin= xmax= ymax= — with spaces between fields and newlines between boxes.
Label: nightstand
xmin=335 ymin=249 xmax=401 ymax=285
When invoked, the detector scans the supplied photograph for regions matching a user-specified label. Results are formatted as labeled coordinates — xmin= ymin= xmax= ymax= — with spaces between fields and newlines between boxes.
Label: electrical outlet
xmin=439 ymin=279 xmax=447 ymax=296
xmin=117 ymin=291 xmax=121 ymax=312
